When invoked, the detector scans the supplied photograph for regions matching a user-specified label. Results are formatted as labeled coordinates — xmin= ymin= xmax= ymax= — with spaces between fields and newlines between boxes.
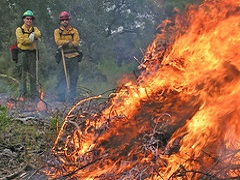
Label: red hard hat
xmin=59 ymin=11 xmax=70 ymax=20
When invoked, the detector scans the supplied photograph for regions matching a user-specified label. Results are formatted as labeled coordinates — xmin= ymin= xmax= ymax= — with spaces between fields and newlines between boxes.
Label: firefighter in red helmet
xmin=54 ymin=11 xmax=82 ymax=103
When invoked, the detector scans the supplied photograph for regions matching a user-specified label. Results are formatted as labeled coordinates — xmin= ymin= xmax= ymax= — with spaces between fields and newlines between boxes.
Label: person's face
xmin=60 ymin=19 xmax=69 ymax=27
xmin=23 ymin=16 xmax=33 ymax=26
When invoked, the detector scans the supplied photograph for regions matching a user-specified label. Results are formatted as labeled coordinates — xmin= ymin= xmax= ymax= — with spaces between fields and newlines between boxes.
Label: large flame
xmin=45 ymin=0 xmax=240 ymax=179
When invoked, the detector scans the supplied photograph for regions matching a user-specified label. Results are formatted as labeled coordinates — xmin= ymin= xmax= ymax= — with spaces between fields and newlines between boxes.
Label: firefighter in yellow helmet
xmin=16 ymin=10 xmax=41 ymax=100
xmin=54 ymin=11 xmax=82 ymax=103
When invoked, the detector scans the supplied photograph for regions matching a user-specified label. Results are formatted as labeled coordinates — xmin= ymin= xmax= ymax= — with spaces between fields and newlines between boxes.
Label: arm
xmin=16 ymin=27 xmax=32 ymax=45
xmin=71 ymin=28 xmax=80 ymax=47
xmin=33 ymin=27 xmax=41 ymax=39
xmin=54 ymin=29 xmax=69 ymax=46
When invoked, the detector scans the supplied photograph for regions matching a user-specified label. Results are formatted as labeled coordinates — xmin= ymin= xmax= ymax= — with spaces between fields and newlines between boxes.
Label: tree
xmin=0 ymin=0 xmax=202 ymax=95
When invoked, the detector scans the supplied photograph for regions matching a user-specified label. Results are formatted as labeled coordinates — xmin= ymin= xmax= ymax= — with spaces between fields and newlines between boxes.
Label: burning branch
xmin=42 ymin=0 xmax=240 ymax=179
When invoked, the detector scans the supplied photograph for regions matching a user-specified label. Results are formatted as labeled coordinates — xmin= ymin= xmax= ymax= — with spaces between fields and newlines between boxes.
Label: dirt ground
xmin=0 ymin=93 xmax=74 ymax=180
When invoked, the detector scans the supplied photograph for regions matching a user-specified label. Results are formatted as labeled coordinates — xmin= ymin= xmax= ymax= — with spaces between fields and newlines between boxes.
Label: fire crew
xmin=54 ymin=11 xmax=81 ymax=103
xmin=16 ymin=10 xmax=41 ymax=100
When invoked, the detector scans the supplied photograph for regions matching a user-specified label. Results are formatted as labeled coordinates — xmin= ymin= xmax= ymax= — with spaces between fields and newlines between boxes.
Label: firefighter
xmin=16 ymin=10 xmax=41 ymax=100
xmin=54 ymin=11 xmax=81 ymax=103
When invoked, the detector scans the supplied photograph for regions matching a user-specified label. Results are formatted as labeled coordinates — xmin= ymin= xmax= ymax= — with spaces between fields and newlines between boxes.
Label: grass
xmin=0 ymin=107 xmax=58 ymax=169
xmin=0 ymin=105 xmax=11 ymax=130
xmin=77 ymin=58 xmax=138 ymax=97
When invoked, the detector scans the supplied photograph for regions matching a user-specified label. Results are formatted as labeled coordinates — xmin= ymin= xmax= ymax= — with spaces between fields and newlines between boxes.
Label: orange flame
xmin=44 ymin=0 xmax=240 ymax=179
xmin=37 ymin=92 xmax=47 ymax=112
xmin=40 ymin=91 xmax=44 ymax=100
xmin=6 ymin=101 xmax=14 ymax=110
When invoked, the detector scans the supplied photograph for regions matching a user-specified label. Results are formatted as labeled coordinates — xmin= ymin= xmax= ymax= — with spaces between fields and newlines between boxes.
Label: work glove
xmin=29 ymin=32 xmax=35 ymax=42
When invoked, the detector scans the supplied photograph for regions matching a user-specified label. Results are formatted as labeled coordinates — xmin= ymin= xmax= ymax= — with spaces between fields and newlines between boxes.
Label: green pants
xmin=17 ymin=50 xmax=38 ymax=99
xmin=56 ymin=56 xmax=79 ymax=102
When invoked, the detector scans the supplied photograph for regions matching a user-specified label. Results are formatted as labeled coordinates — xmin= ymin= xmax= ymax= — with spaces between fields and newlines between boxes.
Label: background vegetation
xmin=0 ymin=0 xmax=201 ymax=98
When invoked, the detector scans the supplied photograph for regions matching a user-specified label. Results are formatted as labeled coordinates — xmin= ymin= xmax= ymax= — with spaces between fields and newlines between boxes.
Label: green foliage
xmin=0 ymin=105 xmax=11 ymax=130
xmin=97 ymin=58 xmax=137 ymax=84
xmin=0 ymin=119 xmax=56 ymax=166
xmin=78 ymin=58 xmax=138 ymax=96
xmin=0 ymin=73 xmax=19 ymax=96
xmin=49 ymin=113 xmax=62 ymax=131
xmin=162 ymin=0 xmax=203 ymax=16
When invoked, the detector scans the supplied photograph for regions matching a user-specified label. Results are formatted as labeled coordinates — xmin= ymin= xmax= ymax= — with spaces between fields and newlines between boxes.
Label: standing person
xmin=54 ymin=11 xmax=81 ymax=103
xmin=16 ymin=10 xmax=41 ymax=100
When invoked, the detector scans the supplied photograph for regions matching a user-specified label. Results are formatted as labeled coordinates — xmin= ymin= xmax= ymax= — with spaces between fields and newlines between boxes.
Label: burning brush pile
xmin=43 ymin=0 xmax=240 ymax=179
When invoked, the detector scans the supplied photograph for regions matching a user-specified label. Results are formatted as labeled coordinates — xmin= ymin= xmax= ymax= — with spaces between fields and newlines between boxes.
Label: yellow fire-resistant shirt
xmin=54 ymin=26 xmax=80 ymax=58
xmin=16 ymin=24 xmax=41 ymax=51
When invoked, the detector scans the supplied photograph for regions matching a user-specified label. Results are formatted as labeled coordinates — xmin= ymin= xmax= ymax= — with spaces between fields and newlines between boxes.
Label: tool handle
xmin=60 ymin=48 xmax=70 ymax=92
